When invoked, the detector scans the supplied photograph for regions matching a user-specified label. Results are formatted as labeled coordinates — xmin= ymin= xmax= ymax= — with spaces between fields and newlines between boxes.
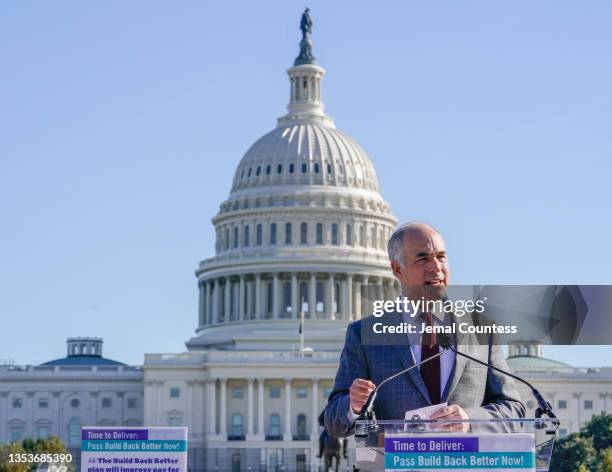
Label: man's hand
xmin=349 ymin=378 xmax=376 ymax=414
xmin=429 ymin=404 xmax=470 ymax=432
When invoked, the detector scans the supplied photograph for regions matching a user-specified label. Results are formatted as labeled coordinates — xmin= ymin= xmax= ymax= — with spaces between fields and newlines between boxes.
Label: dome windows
xmin=248 ymin=167 xmax=252 ymax=177
xmin=289 ymin=163 xmax=295 ymax=174
xmin=346 ymin=224 xmax=352 ymax=245
xmin=256 ymin=224 xmax=263 ymax=246
xmin=327 ymin=163 xmax=332 ymax=174
xmin=300 ymin=223 xmax=308 ymax=244
xmin=277 ymin=164 xmax=282 ymax=174
xmin=270 ymin=223 xmax=277 ymax=245
xmin=314 ymin=163 xmax=320 ymax=174
xmin=233 ymin=227 xmax=239 ymax=248
xmin=331 ymin=223 xmax=338 ymax=245
xmin=266 ymin=165 xmax=271 ymax=175
xmin=244 ymin=226 xmax=250 ymax=247
xmin=285 ymin=223 xmax=292 ymax=244
xmin=301 ymin=163 xmax=307 ymax=173
xmin=256 ymin=166 xmax=261 ymax=176
xmin=316 ymin=223 xmax=323 ymax=245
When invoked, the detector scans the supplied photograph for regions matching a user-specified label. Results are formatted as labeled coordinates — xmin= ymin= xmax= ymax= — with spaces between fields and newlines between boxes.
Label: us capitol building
xmin=1 ymin=11 xmax=611 ymax=472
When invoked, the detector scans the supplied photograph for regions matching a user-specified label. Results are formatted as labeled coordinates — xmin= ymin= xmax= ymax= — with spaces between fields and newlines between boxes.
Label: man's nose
xmin=427 ymin=257 xmax=443 ymax=273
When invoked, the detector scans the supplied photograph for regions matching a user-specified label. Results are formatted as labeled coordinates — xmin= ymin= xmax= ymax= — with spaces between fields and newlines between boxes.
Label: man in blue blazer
xmin=323 ymin=222 xmax=525 ymax=437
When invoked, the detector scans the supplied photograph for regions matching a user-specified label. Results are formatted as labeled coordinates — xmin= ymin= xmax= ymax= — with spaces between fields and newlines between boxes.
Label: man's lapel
xmin=387 ymin=310 xmax=432 ymax=404
xmin=441 ymin=314 xmax=469 ymax=402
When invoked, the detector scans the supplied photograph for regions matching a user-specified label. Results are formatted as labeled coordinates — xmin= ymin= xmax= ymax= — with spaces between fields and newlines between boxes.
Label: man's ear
xmin=390 ymin=261 xmax=402 ymax=278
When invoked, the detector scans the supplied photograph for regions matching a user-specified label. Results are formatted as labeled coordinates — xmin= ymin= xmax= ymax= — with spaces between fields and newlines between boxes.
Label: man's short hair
xmin=387 ymin=222 xmax=440 ymax=265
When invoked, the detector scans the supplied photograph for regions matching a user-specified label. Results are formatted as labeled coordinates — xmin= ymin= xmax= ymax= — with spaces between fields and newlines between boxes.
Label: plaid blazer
xmin=323 ymin=312 xmax=525 ymax=437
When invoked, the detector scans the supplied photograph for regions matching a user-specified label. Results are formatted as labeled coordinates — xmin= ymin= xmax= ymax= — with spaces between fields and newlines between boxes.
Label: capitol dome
xmin=188 ymin=24 xmax=398 ymax=351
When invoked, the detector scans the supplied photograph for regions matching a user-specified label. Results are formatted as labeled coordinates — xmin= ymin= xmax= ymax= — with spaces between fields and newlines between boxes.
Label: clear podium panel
xmin=351 ymin=418 xmax=559 ymax=472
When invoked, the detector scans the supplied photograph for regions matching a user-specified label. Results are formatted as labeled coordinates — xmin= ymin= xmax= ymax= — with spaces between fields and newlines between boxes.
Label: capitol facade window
xmin=12 ymin=398 xmax=23 ymax=408
xmin=300 ymin=222 xmax=307 ymax=244
xmin=102 ymin=398 xmax=112 ymax=408
xmin=316 ymin=223 xmax=323 ymax=244
xmin=270 ymin=387 xmax=280 ymax=398
xmin=170 ymin=387 xmax=180 ymax=398
xmin=558 ymin=400 xmax=567 ymax=409
xmin=38 ymin=398 xmax=48 ymax=408
xmin=232 ymin=387 xmax=243 ymax=399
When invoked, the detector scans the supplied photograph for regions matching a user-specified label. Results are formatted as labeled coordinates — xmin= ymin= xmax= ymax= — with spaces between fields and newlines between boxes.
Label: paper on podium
xmin=404 ymin=402 xmax=447 ymax=430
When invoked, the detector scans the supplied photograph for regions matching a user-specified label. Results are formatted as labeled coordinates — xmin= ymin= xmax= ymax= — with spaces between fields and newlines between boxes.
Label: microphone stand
xmin=356 ymin=346 xmax=450 ymax=422
xmin=437 ymin=338 xmax=556 ymax=420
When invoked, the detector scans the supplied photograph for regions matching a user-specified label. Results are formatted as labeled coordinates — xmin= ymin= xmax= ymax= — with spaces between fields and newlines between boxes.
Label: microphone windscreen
xmin=438 ymin=333 xmax=453 ymax=348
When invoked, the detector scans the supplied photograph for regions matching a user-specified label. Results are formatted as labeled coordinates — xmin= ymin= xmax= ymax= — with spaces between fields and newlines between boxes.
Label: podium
xmin=350 ymin=418 xmax=559 ymax=471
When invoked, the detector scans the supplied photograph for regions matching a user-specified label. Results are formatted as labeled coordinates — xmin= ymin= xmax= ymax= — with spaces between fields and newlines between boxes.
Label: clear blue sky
xmin=1 ymin=2 xmax=611 ymax=367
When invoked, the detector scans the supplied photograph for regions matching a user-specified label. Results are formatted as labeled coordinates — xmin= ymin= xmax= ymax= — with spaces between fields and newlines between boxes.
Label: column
xmin=273 ymin=273 xmax=280 ymax=319
xmin=207 ymin=380 xmax=216 ymax=436
xmin=224 ymin=278 xmax=231 ymax=321
xmin=247 ymin=378 xmax=255 ymax=438
xmin=219 ymin=379 xmax=227 ymax=438
xmin=212 ymin=279 xmax=220 ymax=324
xmin=354 ymin=278 xmax=361 ymax=320
xmin=311 ymin=378 xmax=319 ymax=438
xmin=257 ymin=379 xmax=265 ymax=439
xmin=239 ymin=275 xmax=245 ymax=320
xmin=291 ymin=273 xmax=299 ymax=318
xmin=283 ymin=378 xmax=292 ymax=441
xmin=205 ymin=281 xmax=212 ymax=324
xmin=573 ymin=392 xmax=582 ymax=431
xmin=327 ymin=274 xmax=335 ymax=320
xmin=198 ymin=282 xmax=205 ymax=326
xmin=308 ymin=273 xmax=316 ymax=319
xmin=255 ymin=274 xmax=262 ymax=319
xmin=363 ymin=275 xmax=370 ymax=316
xmin=345 ymin=275 xmax=353 ymax=320
xmin=600 ymin=392 xmax=609 ymax=413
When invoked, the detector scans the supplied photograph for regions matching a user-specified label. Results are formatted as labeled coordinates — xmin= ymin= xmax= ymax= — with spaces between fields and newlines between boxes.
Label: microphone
xmin=437 ymin=333 xmax=556 ymax=420
xmin=356 ymin=346 xmax=449 ymax=422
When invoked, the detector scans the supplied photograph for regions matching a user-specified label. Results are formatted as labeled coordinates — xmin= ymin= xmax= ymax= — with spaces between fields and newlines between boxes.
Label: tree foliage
xmin=550 ymin=413 xmax=612 ymax=472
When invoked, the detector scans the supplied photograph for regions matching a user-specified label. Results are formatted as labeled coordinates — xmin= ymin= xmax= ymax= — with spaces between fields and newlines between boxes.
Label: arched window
xmin=270 ymin=223 xmax=277 ymax=245
xmin=297 ymin=413 xmax=307 ymax=437
xmin=289 ymin=163 xmax=295 ymax=174
xmin=68 ymin=418 xmax=81 ymax=446
xmin=327 ymin=163 xmax=332 ymax=174
xmin=300 ymin=222 xmax=308 ymax=244
xmin=269 ymin=413 xmax=281 ymax=437
xmin=256 ymin=224 xmax=263 ymax=246
xmin=301 ymin=163 xmax=307 ymax=173
xmin=231 ymin=413 xmax=243 ymax=438
xmin=331 ymin=224 xmax=338 ymax=245
xmin=225 ymin=229 xmax=230 ymax=250
xmin=346 ymin=224 xmax=352 ymax=245
xmin=285 ymin=223 xmax=292 ymax=244
xmin=282 ymin=281 xmax=291 ymax=317
xmin=316 ymin=223 xmax=323 ymax=245
xmin=314 ymin=163 xmax=320 ymax=174
xmin=248 ymin=167 xmax=252 ymax=177
xmin=371 ymin=227 xmax=377 ymax=248
xmin=360 ymin=225 xmax=366 ymax=247
xmin=277 ymin=164 xmax=282 ymax=174
xmin=233 ymin=227 xmax=239 ymax=248
xmin=256 ymin=166 xmax=261 ymax=176
xmin=244 ymin=225 xmax=250 ymax=247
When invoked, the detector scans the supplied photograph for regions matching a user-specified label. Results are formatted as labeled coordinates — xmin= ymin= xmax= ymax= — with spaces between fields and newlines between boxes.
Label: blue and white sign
xmin=384 ymin=433 xmax=535 ymax=471
xmin=80 ymin=427 xmax=188 ymax=472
